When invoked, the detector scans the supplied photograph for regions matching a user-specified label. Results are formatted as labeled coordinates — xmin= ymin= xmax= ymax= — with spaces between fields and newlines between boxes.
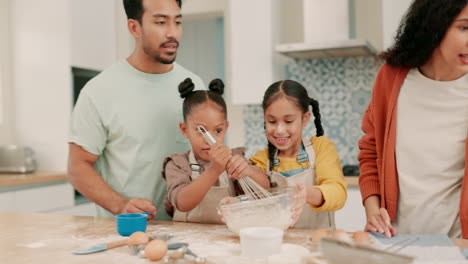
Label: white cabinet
xmin=225 ymin=0 xmax=286 ymax=105
xmin=276 ymin=0 xmax=413 ymax=60
xmin=226 ymin=0 xmax=412 ymax=104
xmin=182 ymin=0 xmax=224 ymax=19
xmin=0 ymin=191 xmax=15 ymax=211
xmin=0 ymin=0 xmax=14 ymax=145
xmin=335 ymin=186 xmax=366 ymax=232
xmin=0 ymin=183 xmax=75 ymax=213
xmin=52 ymin=202 xmax=95 ymax=217
xmin=355 ymin=0 xmax=413 ymax=51
xmin=71 ymin=0 xmax=118 ymax=71
xmin=380 ymin=0 xmax=413 ymax=50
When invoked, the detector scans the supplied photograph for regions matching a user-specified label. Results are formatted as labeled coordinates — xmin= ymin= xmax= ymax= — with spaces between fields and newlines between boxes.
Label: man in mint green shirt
xmin=68 ymin=0 xmax=204 ymax=220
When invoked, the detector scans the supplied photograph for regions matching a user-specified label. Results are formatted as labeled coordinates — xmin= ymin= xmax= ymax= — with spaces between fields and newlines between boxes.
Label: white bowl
xmin=218 ymin=187 xmax=295 ymax=235
xmin=240 ymin=227 xmax=284 ymax=258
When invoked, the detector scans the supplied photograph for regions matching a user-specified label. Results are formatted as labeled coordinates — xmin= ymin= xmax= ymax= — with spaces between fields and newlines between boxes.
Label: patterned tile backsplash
xmin=243 ymin=56 xmax=379 ymax=165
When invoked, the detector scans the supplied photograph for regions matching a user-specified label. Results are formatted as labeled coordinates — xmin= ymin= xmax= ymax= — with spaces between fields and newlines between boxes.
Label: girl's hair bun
xmin=178 ymin=78 xmax=195 ymax=98
xmin=208 ymin=78 xmax=224 ymax=95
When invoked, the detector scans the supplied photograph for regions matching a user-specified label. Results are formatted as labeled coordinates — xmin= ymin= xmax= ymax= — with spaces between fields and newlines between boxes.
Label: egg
xmin=352 ymin=230 xmax=371 ymax=244
xmin=331 ymin=229 xmax=353 ymax=243
xmin=128 ymin=231 xmax=150 ymax=245
xmin=145 ymin=239 xmax=168 ymax=261
xmin=310 ymin=228 xmax=329 ymax=243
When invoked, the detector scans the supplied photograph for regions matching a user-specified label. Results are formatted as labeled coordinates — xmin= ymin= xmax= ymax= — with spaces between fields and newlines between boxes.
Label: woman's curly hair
xmin=380 ymin=0 xmax=468 ymax=68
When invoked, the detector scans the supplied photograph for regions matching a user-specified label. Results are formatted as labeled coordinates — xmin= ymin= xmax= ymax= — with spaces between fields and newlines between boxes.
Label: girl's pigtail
xmin=267 ymin=141 xmax=278 ymax=188
xmin=178 ymin=78 xmax=195 ymax=98
xmin=310 ymin=97 xmax=324 ymax=137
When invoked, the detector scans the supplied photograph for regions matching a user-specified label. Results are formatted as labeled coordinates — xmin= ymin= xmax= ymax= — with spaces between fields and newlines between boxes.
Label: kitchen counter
xmin=0 ymin=171 xmax=67 ymax=192
xmin=1 ymin=212 xmax=313 ymax=263
xmin=344 ymin=176 xmax=358 ymax=187
xmin=1 ymin=212 xmax=466 ymax=264
xmin=0 ymin=171 xmax=358 ymax=188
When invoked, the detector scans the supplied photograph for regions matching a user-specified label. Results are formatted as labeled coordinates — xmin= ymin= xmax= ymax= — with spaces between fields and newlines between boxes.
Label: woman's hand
xmin=364 ymin=196 xmax=397 ymax=238
xmin=290 ymin=183 xmax=307 ymax=227
xmin=208 ymin=143 xmax=232 ymax=174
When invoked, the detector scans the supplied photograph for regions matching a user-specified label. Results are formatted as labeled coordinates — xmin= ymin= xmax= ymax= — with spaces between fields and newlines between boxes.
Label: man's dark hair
xmin=380 ymin=0 xmax=467 ymax=68
xmin=123 ymin=0 xmax=182 ymax=24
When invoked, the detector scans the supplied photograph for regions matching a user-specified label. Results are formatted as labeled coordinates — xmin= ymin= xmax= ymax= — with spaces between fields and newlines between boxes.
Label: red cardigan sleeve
xmin=358 ymin=66 xmax=387 ymax=203
xmin=358 ymin=101 xmax=381 ymax=202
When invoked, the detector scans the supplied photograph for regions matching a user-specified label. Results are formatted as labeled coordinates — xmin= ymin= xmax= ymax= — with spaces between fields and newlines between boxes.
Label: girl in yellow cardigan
xmin=250 ymin=80 xmax=347 ymax=229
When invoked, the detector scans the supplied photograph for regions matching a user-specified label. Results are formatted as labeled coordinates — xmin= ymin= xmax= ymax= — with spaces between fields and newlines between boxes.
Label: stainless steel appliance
xmin=0 ymin=145 xmax=37 ymax=173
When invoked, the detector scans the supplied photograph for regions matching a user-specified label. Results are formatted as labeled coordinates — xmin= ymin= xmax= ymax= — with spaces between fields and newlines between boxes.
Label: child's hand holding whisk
xmin=208 ymin=143 xmax=232 ymax=175
xmin=226 ymin=155 xmax=253 ymax=180
xmin=227 ymin=157 xmax=270 ymax=189
xmin=207 ymin=143 xmax=232 ymax=175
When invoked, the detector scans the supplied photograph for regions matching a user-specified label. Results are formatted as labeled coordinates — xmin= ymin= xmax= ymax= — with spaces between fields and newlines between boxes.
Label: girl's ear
xmin=127 ymin=19 xmax=142 ymax=38
xmin=225 ymin=121 xmax=230 ymax=130
xmin=179 ymin=122 xmax=189 ymax=138
xmin=302 ymin=111 xmax=311 ymax=128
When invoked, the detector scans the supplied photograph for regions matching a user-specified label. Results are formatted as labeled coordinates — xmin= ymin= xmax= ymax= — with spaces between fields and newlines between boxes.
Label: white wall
xmin=182 ymin=0 xmax=225 ymax=19
xmin=0 ymin=0 xmax=15 ymax=145
xmin=177 ymin=18 xmax=221 ymax=84
xmin=382 ymin=0 xmax=412 ymax=50
xmin=12 ymin=0 xmax=72 ymax=171
xmin=71 ymin=0 xmax=117 ymax=71
xmin=115 ymin=0 xmax=135 ymax=60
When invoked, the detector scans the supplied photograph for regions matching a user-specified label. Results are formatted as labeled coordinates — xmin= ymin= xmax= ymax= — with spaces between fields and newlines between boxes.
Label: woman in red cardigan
xmin=359 ymin=0 xmax=468 ymax=239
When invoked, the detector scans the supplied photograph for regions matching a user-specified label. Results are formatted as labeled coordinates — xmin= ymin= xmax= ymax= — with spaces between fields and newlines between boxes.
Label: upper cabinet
xmin=276 ymin=0 xmax=413 ymax=59
xmin=227 ymin=0 xmax=412 ymax=104
xmin=71 ymin=0 xmax=119 ymax=71
xmin=182 ymin=0 xmax=224 ymax=19
xmin=225 ymin=0 xmax=286 ymax=105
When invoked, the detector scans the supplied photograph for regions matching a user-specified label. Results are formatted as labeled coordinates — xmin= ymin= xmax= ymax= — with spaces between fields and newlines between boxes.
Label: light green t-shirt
xmin=69 ymin=60 xmax=205 ymax=220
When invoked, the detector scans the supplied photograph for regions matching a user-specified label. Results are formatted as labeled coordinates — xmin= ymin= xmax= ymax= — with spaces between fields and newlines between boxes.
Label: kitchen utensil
xmin=218 ymin=187 xmax=295 ymax=235
xmin=0 ymin=145 xmax=37 ymax=173
xmin=115 ymin=213 xmax=148 ymax=236
xmin=137 ymin=242 xmax=202 ymax=259
xmin=197 ymin=125 xmax=216 ymax=146
xmin=196 ymin=124 xmax=271 ymax=200
xmin=320 ymin=237 xmax=414 ymax=264
xmin=161 ymin=254 xmax=207 ymax=264
xmin=169 ymin=244 xmax=187 ymax=259
xmin=384 ymin=237 xmax=419 ymax=252
xmin=129 ymin=235 xmax=175 ymax=255
xmin=72 ymin=238 xmax=128 ymax=255
xmin=240 ymin=227 xmax=283 ymax=258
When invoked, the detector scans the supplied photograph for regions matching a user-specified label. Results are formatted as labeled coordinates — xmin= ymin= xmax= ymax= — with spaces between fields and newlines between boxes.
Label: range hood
xmin=276 ymin=0 xmax=380 ymax=59
xmin=276 ymin=39 xmax=377 ymax=59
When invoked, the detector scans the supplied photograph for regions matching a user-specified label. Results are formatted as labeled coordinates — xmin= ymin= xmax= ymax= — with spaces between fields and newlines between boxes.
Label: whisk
xmin=197 ymin=125 xmax=272 ymax=200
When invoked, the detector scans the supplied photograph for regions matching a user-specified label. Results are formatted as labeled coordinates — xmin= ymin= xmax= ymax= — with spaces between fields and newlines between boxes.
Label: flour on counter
xmin=19 ymin=242 xmax=47 ymax=248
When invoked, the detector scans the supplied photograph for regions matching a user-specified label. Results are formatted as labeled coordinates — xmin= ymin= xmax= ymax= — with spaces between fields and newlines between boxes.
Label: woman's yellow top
xmin=250 ymin=136 xmax=347 ymax=211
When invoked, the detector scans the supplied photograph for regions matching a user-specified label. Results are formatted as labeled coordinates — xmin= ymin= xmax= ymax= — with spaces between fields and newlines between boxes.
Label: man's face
xmin=139 ymin=0 xmax=182 ymax=64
